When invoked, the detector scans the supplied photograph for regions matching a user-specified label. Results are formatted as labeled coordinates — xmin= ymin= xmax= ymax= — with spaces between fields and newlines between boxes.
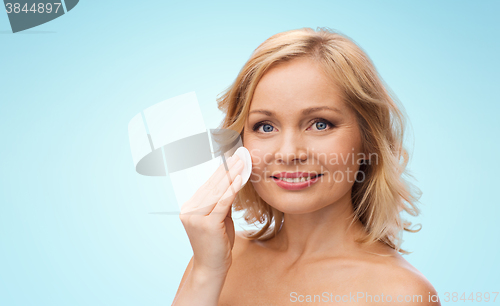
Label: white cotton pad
xmin=232 ymin=146 xmax=252 ymax=188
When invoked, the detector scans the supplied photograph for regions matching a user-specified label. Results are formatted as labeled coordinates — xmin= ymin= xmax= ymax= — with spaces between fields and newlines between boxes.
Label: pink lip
xmin=272 ymin=174 xmax=322 ymax=190
xmin=273 ymin=171 xmax=321 ymax=178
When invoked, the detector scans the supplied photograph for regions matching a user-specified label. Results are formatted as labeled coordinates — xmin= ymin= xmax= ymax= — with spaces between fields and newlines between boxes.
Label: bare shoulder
xmin=361 ymin=252 xmax=440 ymax=305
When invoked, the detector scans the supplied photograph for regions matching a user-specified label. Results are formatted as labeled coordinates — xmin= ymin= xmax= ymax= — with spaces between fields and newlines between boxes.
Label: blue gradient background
xmin=1 ymin=1 xmax=498 ymax=305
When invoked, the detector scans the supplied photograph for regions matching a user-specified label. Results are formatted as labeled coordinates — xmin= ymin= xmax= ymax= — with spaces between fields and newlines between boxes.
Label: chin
xmin=260 ymin=192 xmax=327 ymax=215
xmin=275 ymin=205 xmax=320 ymax=215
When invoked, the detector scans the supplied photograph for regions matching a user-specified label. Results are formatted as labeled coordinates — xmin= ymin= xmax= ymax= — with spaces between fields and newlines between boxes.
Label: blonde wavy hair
xmin=216 ymin=27 xmax=422 ymax=254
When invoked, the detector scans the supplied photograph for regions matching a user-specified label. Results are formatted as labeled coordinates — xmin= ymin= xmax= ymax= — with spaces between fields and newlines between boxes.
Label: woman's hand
xmin=179 ymin=154 xmax=244 ymax=277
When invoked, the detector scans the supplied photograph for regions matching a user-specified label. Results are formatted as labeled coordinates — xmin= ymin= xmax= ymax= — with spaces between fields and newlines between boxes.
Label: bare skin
xmin=173 ymin=57 xmax=440 ymax=305
xmin=217 ymin=232 xmax=437 ymax=305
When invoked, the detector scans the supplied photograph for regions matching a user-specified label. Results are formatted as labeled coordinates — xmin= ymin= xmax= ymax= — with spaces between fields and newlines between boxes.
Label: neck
xmin=268 ymin=190 xmax=368 ymax=261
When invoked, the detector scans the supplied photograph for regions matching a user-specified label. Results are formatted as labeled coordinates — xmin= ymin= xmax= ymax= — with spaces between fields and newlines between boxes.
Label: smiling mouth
xmin=271 ymin=173 xmax=324 ymax=183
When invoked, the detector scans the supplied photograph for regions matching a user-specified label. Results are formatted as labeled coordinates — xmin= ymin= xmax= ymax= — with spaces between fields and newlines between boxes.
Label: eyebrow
xmin=249 ymin=106 xmax=341 ymax=116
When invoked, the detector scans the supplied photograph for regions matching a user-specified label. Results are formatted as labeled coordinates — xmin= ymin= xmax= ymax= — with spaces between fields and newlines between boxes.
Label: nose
xmin=274 ymin=132 xmax=308 ymax=165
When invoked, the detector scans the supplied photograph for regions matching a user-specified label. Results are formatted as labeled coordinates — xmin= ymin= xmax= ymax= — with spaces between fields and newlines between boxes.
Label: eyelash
xmin=252 ymin=118 xmax=335 ymax=133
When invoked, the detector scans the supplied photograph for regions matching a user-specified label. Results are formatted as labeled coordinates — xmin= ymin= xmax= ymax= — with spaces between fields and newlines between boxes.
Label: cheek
xmin=247 ymin=149 xmax=280 ymax=188
xmin=244 ymin=141 xmax=267 ymax=182
xmin=313 ymin=135 xmax=363 ymax=183
xmin=243 ymin=131 xmax=272 ymax=162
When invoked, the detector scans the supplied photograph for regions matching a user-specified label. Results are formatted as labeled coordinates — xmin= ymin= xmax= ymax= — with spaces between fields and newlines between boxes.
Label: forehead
xmin=250 ymin=57 xmax=344 ymax=113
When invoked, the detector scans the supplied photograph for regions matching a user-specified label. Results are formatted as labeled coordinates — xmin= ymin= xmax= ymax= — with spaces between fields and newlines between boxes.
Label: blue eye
xmin=252 ymin=118 xmax=334 ymax=133
xmin=262 ymin=124 xmax=274 ymax=132
xmin=310 ymin=119 xmax=334 ymax=131
xmin=252 ymin=122 xmax=274 ymax=133
xmin=252 ymin=122 xmax=273 ymax=133
xmin=315 ymin=121 xmax=328 ymax=130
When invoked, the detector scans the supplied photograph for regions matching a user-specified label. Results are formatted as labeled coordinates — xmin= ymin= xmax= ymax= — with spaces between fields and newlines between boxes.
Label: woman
xmin=172 ymin=27 xmax=440 ymax=305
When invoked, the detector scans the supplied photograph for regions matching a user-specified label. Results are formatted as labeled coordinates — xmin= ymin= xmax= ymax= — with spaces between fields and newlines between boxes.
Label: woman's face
xmin=243 ymin=57 xmax=365 ymax=214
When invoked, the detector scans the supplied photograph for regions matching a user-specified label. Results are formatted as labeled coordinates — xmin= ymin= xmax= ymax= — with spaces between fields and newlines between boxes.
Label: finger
xmin=193 ymin=159 xmax=244 ymax=212
xmin=180 ymin=155 xmax=241 ymax=215
xmin=209 ymin=174 xmax=242 ymax=223
xmin=205 ymin=154 xmax=241 ymax=190
xmin=180 ymin=200 xmax=215 ymax=216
